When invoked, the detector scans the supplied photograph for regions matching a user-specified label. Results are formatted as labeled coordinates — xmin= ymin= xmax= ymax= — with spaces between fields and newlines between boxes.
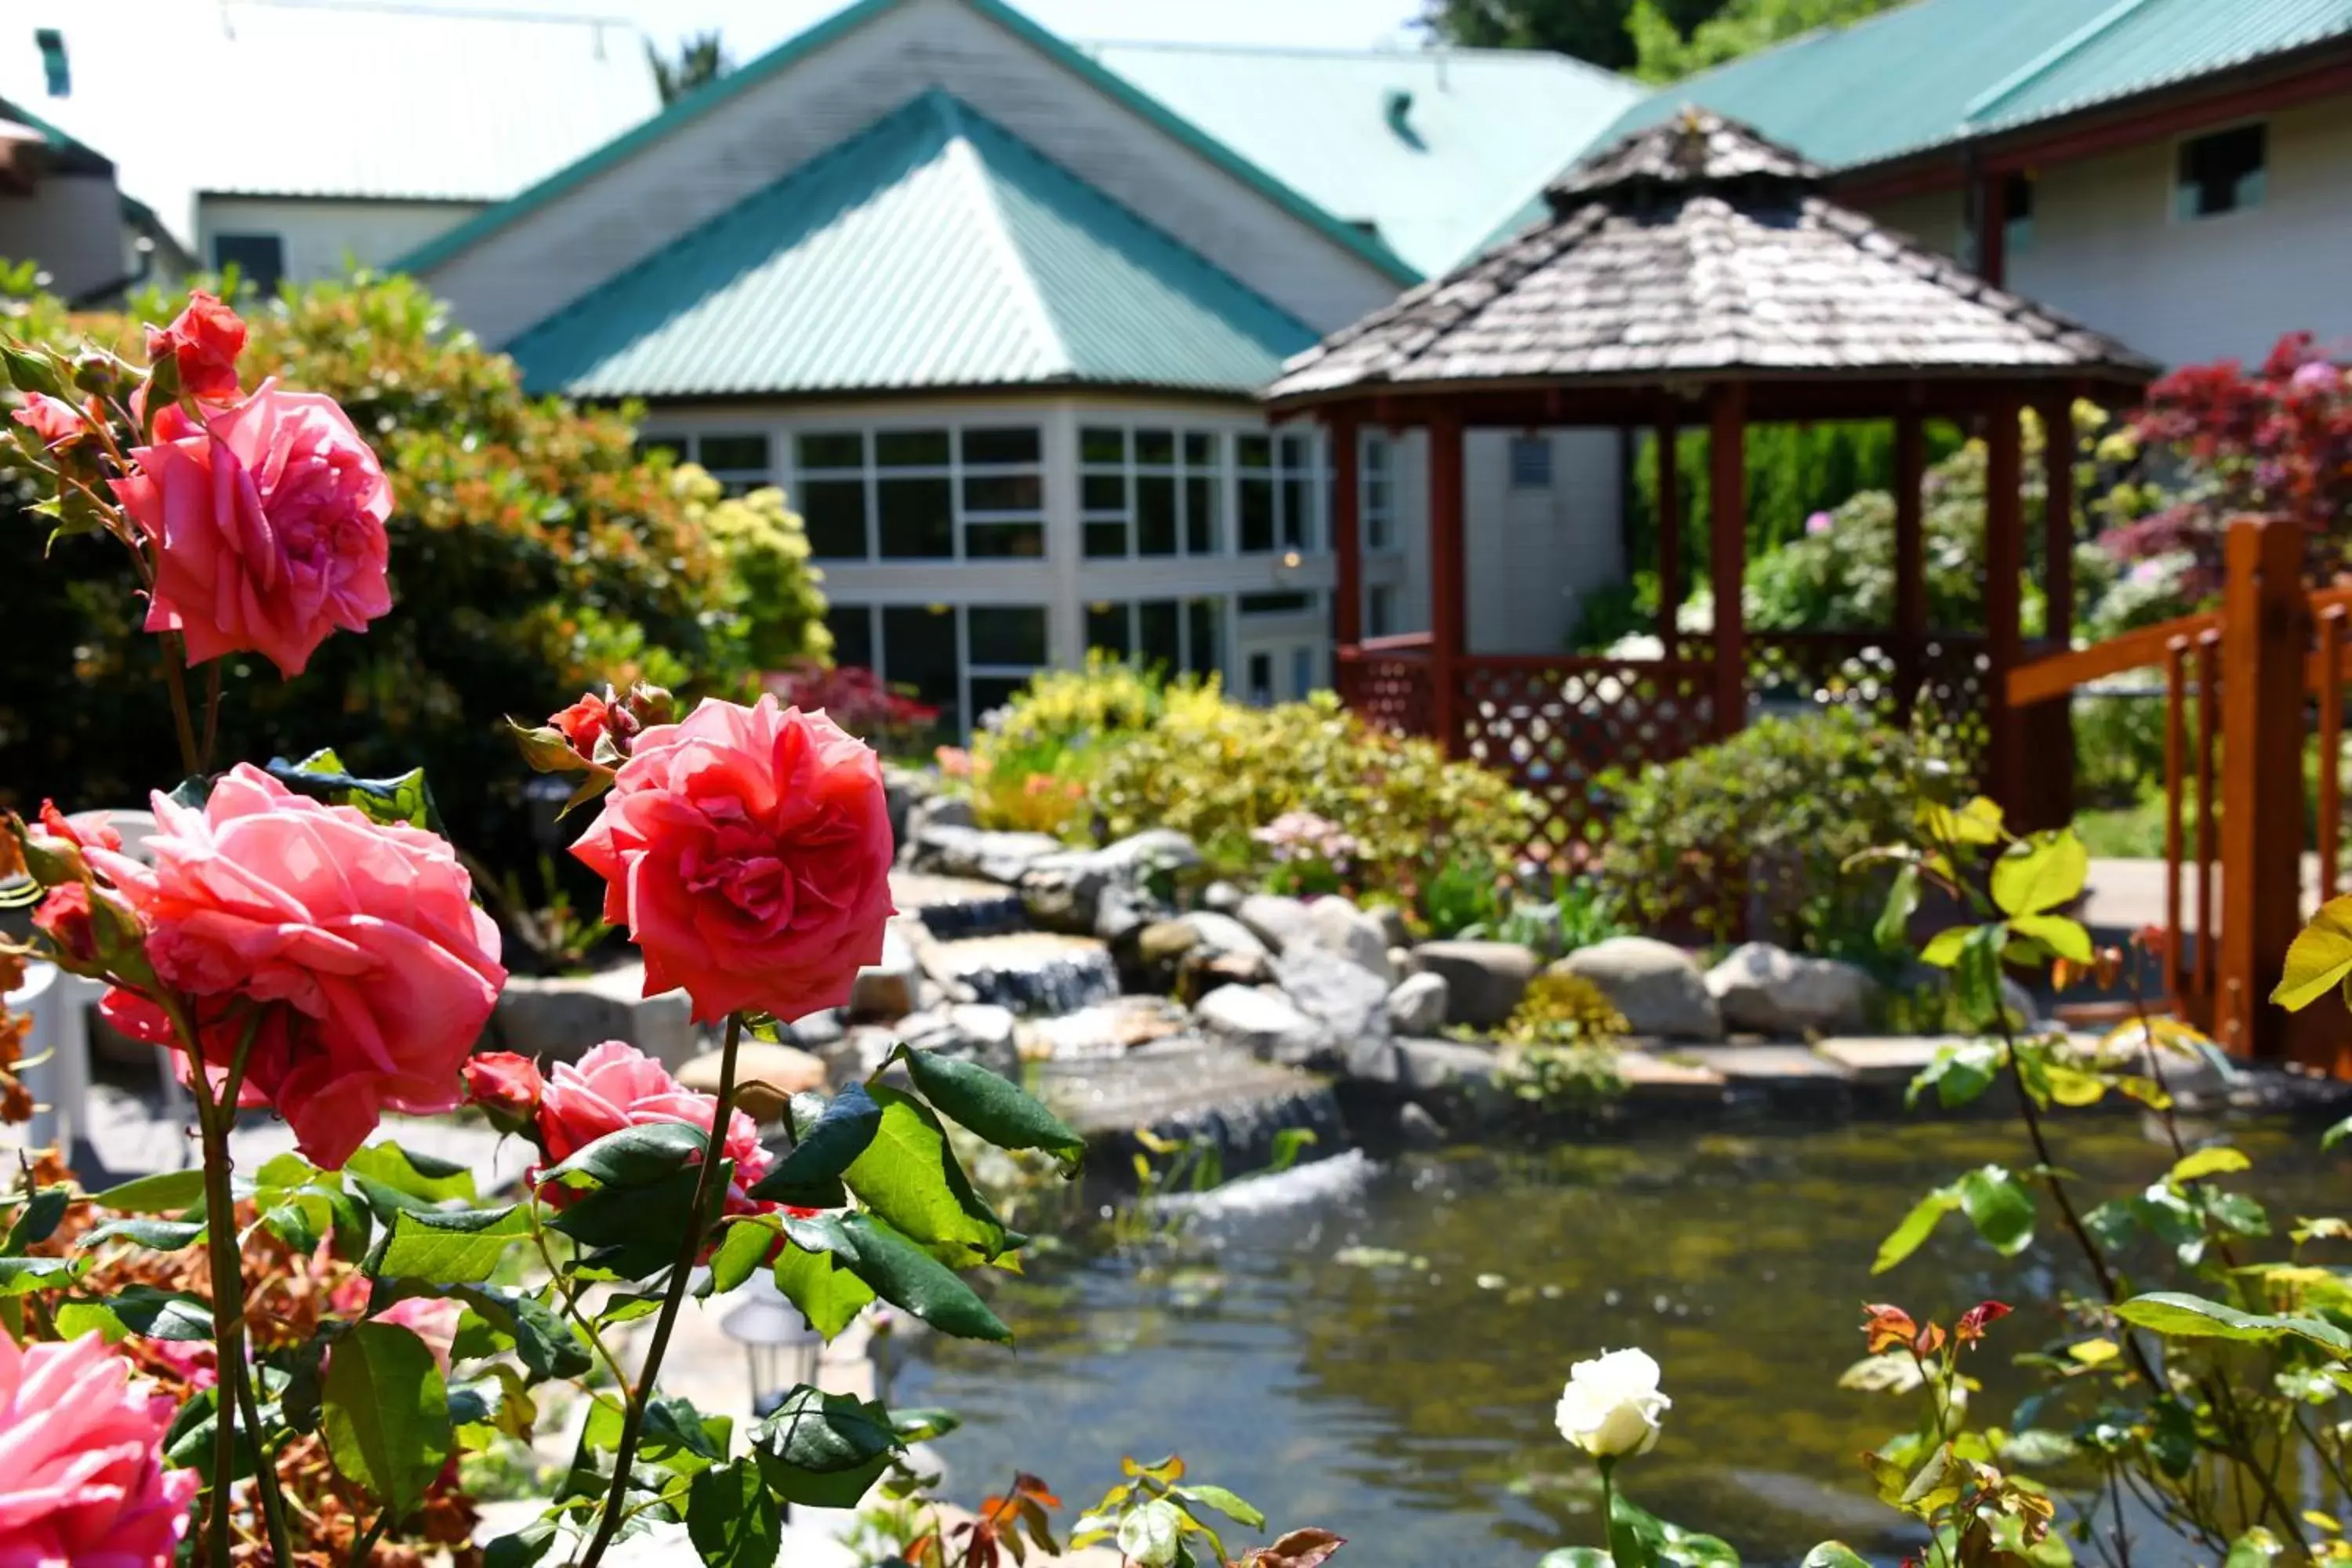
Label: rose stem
xmin=575 ymin=1011 xmax=745 ymax=1568
xmin=199 ymin=660 xmax=223 ymax=773
xmin=158 ymin=634 xmax=202 ymax=779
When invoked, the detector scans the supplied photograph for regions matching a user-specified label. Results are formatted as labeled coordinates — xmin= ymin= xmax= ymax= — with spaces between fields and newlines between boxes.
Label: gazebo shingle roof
xmin=1265 ymin=111 xmax=2159 ymax=408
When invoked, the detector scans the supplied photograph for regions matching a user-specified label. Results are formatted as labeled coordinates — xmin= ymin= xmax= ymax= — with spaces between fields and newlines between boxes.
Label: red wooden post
xmin=1984 ymin=397 xmax=2026 ymax=815
xmin=1655 ymin=414 xmax=1681 ymax=646
xmin=1893 ymin=410 xmax=1925 ymax=720
xmin=1330 ymin=410 xmax=1363 ymax=650
xmin=1975 ymin=169 xmax=2008 ymax=287
xmin=2216 ymin=516 xmax=2307 ymax=1062
xmin=2024 ymin=393 xmax=2078 ymax=828
xmin=1428 ymin=408 xmax=1466 ymax=757
xmin=1708 ymin=384 xmax=1748 ymax=740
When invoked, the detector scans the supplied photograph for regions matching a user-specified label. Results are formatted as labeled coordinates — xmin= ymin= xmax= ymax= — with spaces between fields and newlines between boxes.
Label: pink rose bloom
xmin=463 ymin=1051 xmax=547 ymax=1136
xmin=111 ymin=378 xmax=392 ymax=678
xmin=572 ymin=695 xmax=893 ymax=1024
xmin=143 ymin=290 xmax=246 ymax=402
xmin=0 ymin=1330 xmax=198 ymax=1567
xmin=89 ymin=764 xmax=506 ymax=1169
xmin=535 ymin=1040 xmax=772 ymax=1213
xmin=12 ymin=392 xmax=88 ymax=449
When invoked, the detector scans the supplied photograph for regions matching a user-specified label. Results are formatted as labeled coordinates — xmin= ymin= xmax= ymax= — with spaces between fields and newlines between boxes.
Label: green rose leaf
xmin=345 ymin=1143 xmax=477 ymax=1204
xmin=547 ymin=1163 xmax=717 ymax=1279
xmin=1799 ymin=1546 xmax=1871 ymax=1568
xmin=375 ymin=1204 xmax=532 ymax=1284
xmin=0 ymin=1254 xmax=83 ymax=1295
xmin=1174 ymin=1483 xmax=1265 ymax=1530
xmin=435 ymin=1283 xmax=591 ymax=1381
xmin=1957 ymin=1165 xmax=2035 ymax=1257
xmin=107 ymin=1285 xmax=215 ymax=1341
xmin=782 ymin=1212 xmax=1009 ymax=1344
xmin=483 ymin=1519 xmax=562 ymax=1568
xmin=1873 ymin=863 xmax=1920 ymax=953
xmin=79 ymin=1217 xmax=205 ymax=1252
xmin=4 ymin=1186 xmax=70 ymax=1250
xmin=2274 ymin=896 xmax=2352 ymax=1011
xmin=1952 ymin=924 xmax=2009 ymax=1030
xmin=840 ymin=1086 xmax=1010 ymax=1266
xmin=899 ymin=1047 xmax=1086 ymax=1173
xmin=750 ymin=1386 xmax=900 ymax=1508
xmin=750 ymin=1083 xmax=881 ymax=1206
xmin=321 ymin=1320 xmax=453 ymax=1517
xmin=704 ymin=1216 xmax=779 ymax=1298
xmin=2171 ymin=1146 xmax=2252 ymax=1185
xmin=771 ymin=1232 xmax=876 ymax=1341
xmin=539 ymin=1122 xmax=708 ymax=1189
xmin=1610 ymin=1490 xmax=1739 ymax=1568
xmin=689 ymin=1460 xmax=782 ymax=1568
xmin=1991 ymin=830 xmax=2089 ymax=919
xmin=2010 ymin=912 xmax=2094 ymax=964
xmin=2116 ymin=1292 xmax=2352 ymax=1354
xmin=2324 ymin=1116 xmax=2352 ymax=1152
xmin=89 ymin=1169 xmax=208 ymax=1214
xmin=1872 ymin=1187 xmax=1960 ymax=1275
xmin=268 ymin=749 xmax=442 ymax=833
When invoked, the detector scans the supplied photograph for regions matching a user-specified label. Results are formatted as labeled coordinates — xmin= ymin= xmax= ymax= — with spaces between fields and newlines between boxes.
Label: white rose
xmin=1555 ymin=1348 xmax=1670 ymax=1458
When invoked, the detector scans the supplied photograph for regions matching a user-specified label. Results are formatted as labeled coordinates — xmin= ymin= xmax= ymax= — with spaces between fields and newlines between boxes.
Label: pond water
xmin=893 ymin=1116 xmax=2350 ymax=1568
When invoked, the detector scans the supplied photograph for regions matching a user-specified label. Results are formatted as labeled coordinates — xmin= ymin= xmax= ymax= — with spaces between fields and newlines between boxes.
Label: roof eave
xmin=1264 ymin=360 xmax=2158 ymax=416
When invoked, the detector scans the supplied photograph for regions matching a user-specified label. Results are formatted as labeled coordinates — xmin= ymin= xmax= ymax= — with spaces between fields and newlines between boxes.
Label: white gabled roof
xmin=0 ymin=0 xmax=662 ymax=250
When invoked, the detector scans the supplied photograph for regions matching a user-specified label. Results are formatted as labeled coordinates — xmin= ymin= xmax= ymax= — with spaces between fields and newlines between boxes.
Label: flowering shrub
xmin=0 ymin=292 xmax=1341 ymax=1568
xmin=766 ymin=661 xmax=940 ymax=758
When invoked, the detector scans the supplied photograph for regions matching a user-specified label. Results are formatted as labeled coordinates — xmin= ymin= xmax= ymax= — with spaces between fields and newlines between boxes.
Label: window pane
xmin=966 ymin=522 xmax=1045 ymax=558
xmin=1184 ymin=433 xmax=1216 ymax=467
xmin=1237 ymin=435 xmax=1272 ymax=471
xmin=1185 ymin=476 xmax=1219 ymax=555
xmin=964 ymin=474 xmax=1043 ymax=513
xmin=826 ymin=604 xmax=874 ymax=670
xmin=876 ymin=430 xmax=951 ymax=466
xmin=968 ymin=605 xmax=1047 ymax=666
xmin=1080 ymin=427 xmax=1127 ymax=463
xmin=961 ymin=426 xmax=1040 ymax=465
xmin=212 ymin=233 xmax=285 ymax=292
xmin=1136 ymin=428 xmax=1175 ymax=466
xmin=1508 ymin=436 xmax=1554 ymax=489
xmin=1367 ymin=584 xmax=1396 ymax=638
xmin=1185 ymin=597 xmax=1221 ymax=678
xmin=1363 ymin=436 xmax=1391 ymax=478
xmin=1137 ymin=475 xmax=1178 ymax=556
xmin=1086 ymin=603 xmax=1131 ymax=657
xmin=1082 ymin=474 xmax=1127 ymax=512
xmin=801 ymin=480 xmax=868 ymax=558
xmin=1278 ymin=434 xmax=1308 ymax=470
xmin=2177 ymin=124 xmax=2265 ymax=218
xmin=1292 ymin=646 xmax=1314 ymax=698
xmin=878 ymin=477 xmax=953 ymax=557
xmin=1084 ymin=521 xmax=1128 ymax=558
xmin=1139 ymin=601 xmax=1181 ymax=670
xmin=882 ymin=606 xmax=960 ymax=731
xmin=697 ymin=434 xmax=770 ymax=472
xmin=1239 ymin=478 xmax=1274 ymax=553
xmin=1247 ymin=652 xmax=1273 ymax=702
xmin=1282 ymin=477 xmax=1313 ymax=548
xmin=969 ymin=677 xmax=1031 ymax=724
xmin=1240 ymin=591 xmax=1314 ymax=615
xmin=798 ymin=432 xmax=863 ymax=470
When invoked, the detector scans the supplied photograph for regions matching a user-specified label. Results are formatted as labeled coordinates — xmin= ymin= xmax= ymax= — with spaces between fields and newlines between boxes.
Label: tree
xmin=1627 ymin=0 xmax=1904 ymax=82
xmin=646 ymin=28 xmax=731 ymax=105
xmin=1417 ymin=0 xmax=1723 ymax=72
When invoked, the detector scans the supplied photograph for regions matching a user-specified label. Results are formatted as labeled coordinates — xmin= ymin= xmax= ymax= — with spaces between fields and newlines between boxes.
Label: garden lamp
xmin=720 ymin=1271 xmax=826 ymax=1420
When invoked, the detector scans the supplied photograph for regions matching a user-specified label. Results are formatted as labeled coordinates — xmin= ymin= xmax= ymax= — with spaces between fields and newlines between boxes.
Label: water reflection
xmin=898 ymin=1118 xmax=2347 ymax=1566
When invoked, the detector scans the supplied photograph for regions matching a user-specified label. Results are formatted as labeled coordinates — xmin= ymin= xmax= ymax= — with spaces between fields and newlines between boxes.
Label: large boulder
xmin=1236 ymin=893 xmax=1314 ymax=953
xmin=1193 ymin=985 xmax=1328 ymax=1067
xmin=900 ymin=791 xmax=975 ymax=855
xmin=1704 ymin=942 xmax=1879 ymax=1037
xmin=1274 ymin=944 xmax=1389 ymax=1053
xmin=495 ymin=964 xmax=694 ymax=1070
xmin=882 ymin=764 xmax=938 ymax=851
xmin=1386 ymin=971 xmax=1451 ymax=1036
xmin=907 ymin=824 xmax=1064 ymax=885
xmin=1297 ymin=897 xmax=1392 ymax=982
xmin=848 ymin=927 xmax=922 ymax=1022
xmin=1410 ymin=941 xmax=1536 ymax=1029
xmin=1017 ymin=829 xmax=1198 ymax=940
xmin=1554 ymin=938 xmax=1722 ymax=1042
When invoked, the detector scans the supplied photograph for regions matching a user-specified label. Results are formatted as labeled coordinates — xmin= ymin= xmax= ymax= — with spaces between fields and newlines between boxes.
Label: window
xmin=1083 ymin=597 xmax=1224 ymax=679
xmin=826 ymin=604 xmax=876 ymax=671
xmin=211 ymin=234 xmax=285 ymax=293
xmin=1240 ymin=591 xmax=1315 ymax=616
xmin=2001 ymin=170 xmax=2035 ymax=257
xmin=883 ymin=605 xmax=960 ymax=731
xmin=1508 ymin=435 xmax=1554 ymax=490
xmin=836 ymin=603 xmax=1049 ymax=738
xmin=34 ymin=28 xmax=67 ymax=96
xmin=1362 ymin=432 xmax=1397 ymax=550
xmin=1367 ymin=583 xmax=1396 ymax=638
xmin=1247 ymin=652 xmax=1274 ymax=705
xmin=2177 ymin=124 xmax=2266 ymax=220
xmin=966 ymin=604 xmax=1050 ymax=722
xmin=641 ymin=432 xmax=771 ymax=495
xmin=1238 ymin=432 xmax=1319 ymax=554
xmin=795 ymin=426 xmax=1043 ymax=561
xmin=1080 ymin=425 xmax=1224 ymax=559
xmin=1290 ymin=646 xmax=1315 ymax=700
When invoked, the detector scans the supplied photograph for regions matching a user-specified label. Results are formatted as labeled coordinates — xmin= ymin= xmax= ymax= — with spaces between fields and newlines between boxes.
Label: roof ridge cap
xmin=1962 ymin=0 xmax=2153 ymax=123
xmin=938 ymin=100 xmax=1076 ymax=380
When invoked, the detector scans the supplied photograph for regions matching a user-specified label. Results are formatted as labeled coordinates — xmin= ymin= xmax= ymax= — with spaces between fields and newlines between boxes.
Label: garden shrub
xmin=1595 ymin=708 xmax=1926 ymax=954
xmin=0 ymin=271 xmax=826 ymax=871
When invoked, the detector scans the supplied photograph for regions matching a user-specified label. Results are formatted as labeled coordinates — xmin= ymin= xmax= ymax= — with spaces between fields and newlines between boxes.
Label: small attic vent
xmin=34 ymin=29 xmax=67 ymax=98
xmin=1385 ymin=89 xmax=1425 ymax=150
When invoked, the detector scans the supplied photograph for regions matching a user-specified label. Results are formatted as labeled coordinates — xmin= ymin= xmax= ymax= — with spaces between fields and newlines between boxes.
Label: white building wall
xmin=198 ymin=197 xmax=483 ymax=284
xmin=0 ymin=172 xmax=130 ymax=302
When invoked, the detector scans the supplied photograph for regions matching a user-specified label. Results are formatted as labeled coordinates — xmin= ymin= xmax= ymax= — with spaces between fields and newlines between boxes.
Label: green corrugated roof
xmin=506 ymin=92 xmax=1318 ymax=400
xmin=1599 ymin=0 xmax=2352 ymax=172
xmin=1081 ymin=42 xmax=1646 ymax=276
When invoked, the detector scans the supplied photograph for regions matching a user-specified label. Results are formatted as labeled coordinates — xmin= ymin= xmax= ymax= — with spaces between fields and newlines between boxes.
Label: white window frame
xmin=779 ymin=423 xmax=1048 ymax=563
xmin=831 ymin=601 xmax=1052 ymax=739
xmin=1237 ymin=429 xmax=1323 ymax=555
xmin=1081 ymin=595 xmax=1229 ymax=680
xmin=1362 ymin=430 xmax=1397 ymax=552
xmin=1077 ymin=422 xmax=1232 ymax=561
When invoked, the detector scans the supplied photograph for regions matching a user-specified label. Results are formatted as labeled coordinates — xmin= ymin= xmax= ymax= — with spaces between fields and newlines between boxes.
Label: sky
xmin=456 ymin=0 xmax=1432 ymax=53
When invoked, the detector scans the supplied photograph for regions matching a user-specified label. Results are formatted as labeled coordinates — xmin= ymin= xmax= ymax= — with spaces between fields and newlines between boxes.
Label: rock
xmin=1136 ymin=921 xmax=1202 ymax=967
xmin=882 ymin=764 xmax=937 ymax=850
xmin=891 ymin=870 xmax=1027 ymax=939
xmin=1017 ymin=852 xmax=1112 ymax=935
xmin=1236 ymin=893 xmax=1313 ymax=953
xmin=1296 ymin=896 xmax=1392 ymax=980
xmin=1091 ymin=881 xmax=1157 ymax=945
xmin=1193 ymin=985 xmax=1328 ymax=1067
xmin=1203 ymin=880 xmax=1245 ymax=915
xmin=908 ymin=825 xmax=1064 ymax=885
xmin=1704 ymin=942 xmax=1878 ymax=1037
xmin=1393 ymin=1036 xmax=1501 ymax=1092
xmin=917 ymin=933 xmax=1120 ymax=1015
xmin=1411 ymin=940 xmax=1536 ymax=1029
xmin=495 ymin=964 xmax=695 ymax=1069
xmin=1396 ymin=1102 xmax=1446 ymax=1149
xmin=900 ymin=1007 xmax=1020 ymax=1080
xmin=787 ymin=1008 xmax=846 ymax=1048
xmin=1019 ymin=831 xmax=1196 ymax=938
xmin=1095 ymin=829 xmax=1201 ymax=880
xmin=849 ymin=927 xmax=922 ymax=1022
xmin=1554 ymin=938 xmax=1723 ymax=1042
xmin=1386 ymin=971 xmax=1451 ymax=1036
xmin=1370 ymin=904 xmax=1413 ymax=952
xmin=947 ymin=1003 xmax=1018 ymax=1065
xmin=1017 ymin=996 xmax=1190 ymax=1061
xmin=901 ymin=791 xmax=974 ymax=854
xmin=1273 ymin=944 xmax=1389 ymax=1054
xmin=1388 ymin=946 xmax=1420 ymax=978
xmin=817 ymin=1024 xmax=903 ymax=1082
xmin=677 ymin=1040 xmax=826 ymax=1123
xmin=1181 ymin=912 xmax=1268 ymax=961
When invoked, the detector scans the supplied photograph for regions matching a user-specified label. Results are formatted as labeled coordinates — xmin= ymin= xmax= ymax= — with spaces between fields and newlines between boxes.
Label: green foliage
xmin=323 ymin=1321 xmax=452 ymax=1518
xmin=1490 ymin=973 xmax=1628 ymax=1111
xmin=1595 ymin=709 xmax=1927 ymax=953
xmin=1415 ymin=0 xmax=1725 ymax=73
xmin=1626 ymin=0 xmax=1905 ymax=82
xmin=0 ymin=273 xmax=827 ymax=882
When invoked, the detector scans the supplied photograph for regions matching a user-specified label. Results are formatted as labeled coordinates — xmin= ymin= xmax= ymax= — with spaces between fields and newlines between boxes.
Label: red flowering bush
xmin=765 ymin=660 xmax=941 ymax=757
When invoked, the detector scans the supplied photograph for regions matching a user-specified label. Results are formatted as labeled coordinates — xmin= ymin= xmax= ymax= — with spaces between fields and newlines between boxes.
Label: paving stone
xmin=1813 ymin=1036 xmax=1947 ymax=1085
xmin=1675 ymin=1045 xmax=1853 ymax=1081
xmin=889 ymin=869 xmax=1027 ymax=939
xmin=1615 ymin=1050 xmax=1729 ymax=1101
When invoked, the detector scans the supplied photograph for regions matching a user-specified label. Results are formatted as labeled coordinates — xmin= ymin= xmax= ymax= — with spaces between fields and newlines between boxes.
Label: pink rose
xmin=111 ymin=379 xmax=393 ymax=678
xmin=571 ymin=695 xmax=894 ymax=1023
xmin=89 ymin=764 xmax=506 ymax=1169
xmin=143 ymin=290 xmax=246 ymax=402
xmin=11 ymin=392 xmax=88 ymax=449
xmin=535 ymin=1040 xmax=771 ymax=1213
xmin=0 ymin=1330 xmax=198 ymax=1567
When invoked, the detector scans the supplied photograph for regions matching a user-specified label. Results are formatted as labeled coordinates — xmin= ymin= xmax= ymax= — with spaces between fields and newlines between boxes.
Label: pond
xmin=891 ymin=1116 xmax=2349 ymax=1568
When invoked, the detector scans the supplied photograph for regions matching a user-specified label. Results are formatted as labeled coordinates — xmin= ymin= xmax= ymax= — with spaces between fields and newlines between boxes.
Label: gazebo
xmin=1265 ymin=111 xmax=2158 ymax=850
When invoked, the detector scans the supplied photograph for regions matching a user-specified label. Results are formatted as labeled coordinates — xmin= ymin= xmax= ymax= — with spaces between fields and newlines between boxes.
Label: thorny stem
xmin=527 ymin=1214 xmax=630 ymax=1395
xmin=200 ymin=660 xmax=223 ymax=773
xmin=575 ymin=1012 xmax=746 ymax=1568
xmin=160 ymin=637 xmax=203 ymax=781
